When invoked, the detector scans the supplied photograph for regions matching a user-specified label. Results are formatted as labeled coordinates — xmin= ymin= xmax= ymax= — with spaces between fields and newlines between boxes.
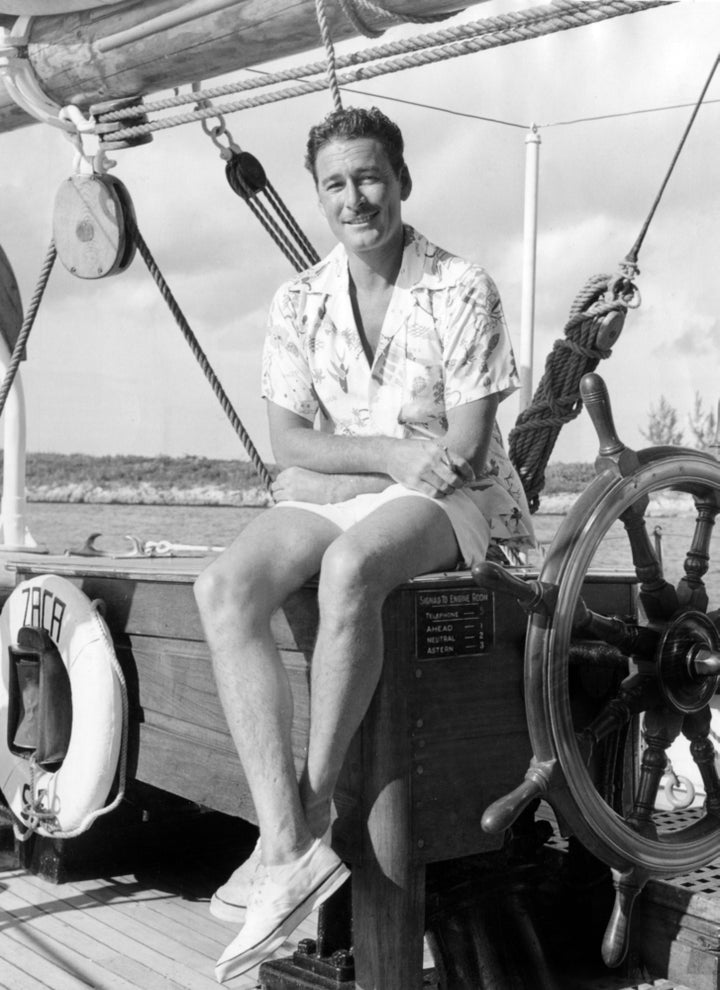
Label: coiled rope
xmin=509 ymin=51 xmax=720 ymax=513
xmin=92 ymin=0 xmax=669 ymax=146
xmin=509 ymin=275 xmax=638 ymax=513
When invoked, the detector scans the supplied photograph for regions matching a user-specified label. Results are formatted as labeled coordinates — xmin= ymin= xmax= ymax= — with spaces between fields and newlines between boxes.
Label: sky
xmin=1 ymin=0 xmax=719 ymax=477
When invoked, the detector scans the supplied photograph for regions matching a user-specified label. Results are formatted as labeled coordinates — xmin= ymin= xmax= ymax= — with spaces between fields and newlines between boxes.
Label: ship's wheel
xmin=473 ymin=372 xmax=720 ymax=968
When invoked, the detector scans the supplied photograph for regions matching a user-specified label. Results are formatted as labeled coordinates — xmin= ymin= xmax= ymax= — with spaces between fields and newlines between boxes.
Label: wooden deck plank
xmin=80 ymin=871 xmax=321 ymax=944
xmin=6 ymin=874 xmax=220 ymax=990
xmin=0 ymin=913 xmax=143 ymax=990
xmin=86 ymin=876 xmax=237 ymax=947
xmin=0 ymin=932 xmax=89 ymax=990
xmin=67 ymin=874 xmax=233 ymax=959
xmin=2 ymin=882 xmax=177 ymax=990
xmin=1 ymin=865 xmax=322 ymax=990
xmin=0 ymin=962 xmax=57 ymax=990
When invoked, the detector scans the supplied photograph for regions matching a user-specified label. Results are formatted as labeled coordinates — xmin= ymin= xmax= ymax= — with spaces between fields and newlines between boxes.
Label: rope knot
xmin=16 ymin=760 xmax=60 ymax=839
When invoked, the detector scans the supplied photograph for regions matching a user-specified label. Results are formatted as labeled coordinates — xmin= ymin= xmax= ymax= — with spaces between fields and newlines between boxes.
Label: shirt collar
xmin=287 ymin=225 xmax=454 ymax=296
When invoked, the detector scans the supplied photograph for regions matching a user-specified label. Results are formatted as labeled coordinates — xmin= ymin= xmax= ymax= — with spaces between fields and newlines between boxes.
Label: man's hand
xmin=386 ymin=439 xmax=474 ymax=498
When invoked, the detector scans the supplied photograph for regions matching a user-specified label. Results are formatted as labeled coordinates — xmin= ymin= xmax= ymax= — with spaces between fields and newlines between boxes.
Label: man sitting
xmin=194 ymin=105 xmax=534 ymax=983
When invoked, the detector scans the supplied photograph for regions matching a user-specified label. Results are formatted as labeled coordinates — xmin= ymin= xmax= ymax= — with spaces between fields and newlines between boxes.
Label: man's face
xmin=315 ymin=137 xmax=410 ymax=259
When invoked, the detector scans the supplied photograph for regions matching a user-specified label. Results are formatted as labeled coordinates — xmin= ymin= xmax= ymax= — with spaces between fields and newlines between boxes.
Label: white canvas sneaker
xmin=210 ymin=839 xmax=262 ymax=921
xmin=214 ymin=838 xmax=350 ymax=983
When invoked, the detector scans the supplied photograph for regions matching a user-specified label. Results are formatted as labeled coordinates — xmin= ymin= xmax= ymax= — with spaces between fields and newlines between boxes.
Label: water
xmin=16 ymin=501 xmax=720 ymax=602
xmin=20 ymin=502 xmax=266 ymax=556
xmin=532 ymin=512 xmax=720 ymax=602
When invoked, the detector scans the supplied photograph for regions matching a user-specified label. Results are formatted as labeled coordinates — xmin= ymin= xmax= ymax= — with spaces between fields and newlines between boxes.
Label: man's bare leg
xmin=194 ymin=507 xmax=340 ymax=864
xmin=299 ymin=496 xmax=459 ymax=836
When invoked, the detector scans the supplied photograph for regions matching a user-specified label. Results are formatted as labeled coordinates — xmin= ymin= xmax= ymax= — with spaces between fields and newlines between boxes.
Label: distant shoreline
xmin=23 ymin=485 xmax=696 ymax=517
xmin=25 ymin=484 xmax=272 ymax=508
xmin=6 ymin=454 xmax=601 ymax=511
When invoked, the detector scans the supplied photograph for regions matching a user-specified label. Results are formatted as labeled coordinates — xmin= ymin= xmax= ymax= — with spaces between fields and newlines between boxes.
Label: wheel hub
xmin=657 ymin=611 xmax=720 ymax=714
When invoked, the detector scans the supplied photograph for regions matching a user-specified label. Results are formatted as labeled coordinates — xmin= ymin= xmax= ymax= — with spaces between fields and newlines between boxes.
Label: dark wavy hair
xmin=305 ymin=106 xmax=406 ymax=183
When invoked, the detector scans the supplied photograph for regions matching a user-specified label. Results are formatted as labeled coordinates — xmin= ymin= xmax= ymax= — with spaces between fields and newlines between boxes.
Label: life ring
xmin=0 ymin=575 xmax=125 ymax=837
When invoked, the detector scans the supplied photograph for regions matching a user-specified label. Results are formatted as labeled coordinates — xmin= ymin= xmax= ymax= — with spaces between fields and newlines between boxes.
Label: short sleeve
xmin=441 ymin=268 xmax=519 ymax=410
xmin=261 ymin=284 xmax=319 ymax=422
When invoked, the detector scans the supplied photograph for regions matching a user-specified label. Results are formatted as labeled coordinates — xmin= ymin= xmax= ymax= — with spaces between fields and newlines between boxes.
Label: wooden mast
xmin=0 ymin=0 xmax=489 ymax=133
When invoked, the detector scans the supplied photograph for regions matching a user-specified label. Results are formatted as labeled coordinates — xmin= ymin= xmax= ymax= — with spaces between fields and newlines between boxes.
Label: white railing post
xmin=519 ymin=123 xmax=541 ymax=413
xmin=0 ymin=337 xmax=42 ymax=550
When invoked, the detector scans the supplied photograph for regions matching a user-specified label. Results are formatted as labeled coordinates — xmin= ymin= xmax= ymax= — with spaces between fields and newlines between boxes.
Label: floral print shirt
xmin=261 ymin=226 xmax=534 ymax=546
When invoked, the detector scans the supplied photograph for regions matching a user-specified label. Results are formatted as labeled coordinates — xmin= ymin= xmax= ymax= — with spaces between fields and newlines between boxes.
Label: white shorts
xmin=273 ymin=483 xmax=491 ymax=568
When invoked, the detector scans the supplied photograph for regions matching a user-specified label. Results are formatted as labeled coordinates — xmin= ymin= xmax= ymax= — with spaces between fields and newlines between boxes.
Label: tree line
xmin=642 ymin=391 xmax=719 ymax=450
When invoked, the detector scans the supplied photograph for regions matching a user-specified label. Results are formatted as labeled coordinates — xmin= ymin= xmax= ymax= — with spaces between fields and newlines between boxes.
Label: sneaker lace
xmin=247 ymin=868 xmax=270 ymax=909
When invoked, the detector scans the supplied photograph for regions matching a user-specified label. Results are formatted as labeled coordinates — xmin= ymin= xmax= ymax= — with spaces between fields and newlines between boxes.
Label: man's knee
xmin=318 ymin=538 xmax=387 ymax=614
xmin=194 ymin=555 xmax=254 ymax=623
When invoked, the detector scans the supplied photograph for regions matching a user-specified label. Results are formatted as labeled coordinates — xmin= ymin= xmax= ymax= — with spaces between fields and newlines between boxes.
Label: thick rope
xmin=509 ymin=48 xmax=717 ymax=510
xmin=338 ymin=0 xmax=384 ymax=38
xmin=226 ymin=160 xmax=319 ymax=271
xmin=98 ymin=0 xmax=619 ymax=123
xmin=194 ymin=97 xmax=319 ymax=270
xmin=95 ymin=0 xmax=668 ymax=144
xmin=508 ymin=275 xmax=636 ymax=513
xmin=242 ymin=183 xmax=315 ymax=271
xmin=264 ymin=179 xmax=321 ymax=267
xmin=0 ymin=241 xmax=56 ymax=422
xmin=124 ymin=213 xmax=275 ymax=496
xmin=315 ymin=0 xmax=344 ymax=111
xmin=340 ymin=0 xmax=465 ymax=32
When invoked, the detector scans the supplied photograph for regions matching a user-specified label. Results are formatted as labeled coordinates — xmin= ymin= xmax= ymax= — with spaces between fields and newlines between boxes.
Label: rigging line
xmin=337 ymin=86 xmax=529 ymax=128
xmin=247 ymin=62 xmax=720 ymax=132
xmin=315 ymin=0 xmax=344 ymax=110
xmin=98 ymin=0 xmax=517 ymax=119
xmin=342 ymin=86 xmax=720 ymax=130
xmin=95 ymin=0 xmax=666 ymax=122
xmin=101 ymin=0 xmax=667 ymax=143
xmin=245 ymin=65 xmax=526 ymax=127
xmin=541 ymin=96 xmax=720 ymax=129
xmin=624 ymin=51 xmax=720 ymax=268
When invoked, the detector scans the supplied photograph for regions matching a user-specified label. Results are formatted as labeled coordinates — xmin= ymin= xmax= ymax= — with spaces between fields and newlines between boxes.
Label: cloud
xmin=2 ymin=0 xmax=719 ymax=468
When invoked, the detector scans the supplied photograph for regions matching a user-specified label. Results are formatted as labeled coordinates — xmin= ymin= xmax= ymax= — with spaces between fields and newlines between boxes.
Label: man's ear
xmin=400 ymin=164 xmax=412 ymax=201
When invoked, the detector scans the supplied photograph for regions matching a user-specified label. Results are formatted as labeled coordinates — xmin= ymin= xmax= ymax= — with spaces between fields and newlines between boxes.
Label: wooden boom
xmin=0 ymin=0 xmax=488 ymax=133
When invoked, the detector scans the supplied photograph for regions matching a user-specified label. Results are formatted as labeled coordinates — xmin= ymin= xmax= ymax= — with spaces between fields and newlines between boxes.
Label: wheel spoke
xmin=676 ymin=491 xmax=720 ymax=611
xmin=504 ymin=377 xmax=720 ymax=898
xmin=620 ymin=501 xmax=678 ymax=619
xmin=577 ymin=671 xmax=657 ymax=756
xmin=682 ymin=706 xmax=720 ymax=818
xmin=626 ymin=707 xmax=684 ymax=839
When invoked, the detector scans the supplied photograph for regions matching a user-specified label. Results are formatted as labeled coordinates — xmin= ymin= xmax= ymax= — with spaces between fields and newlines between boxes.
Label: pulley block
xmin=225 ymin=151 xmax=268 ymax=201
xmin=52 ymin=173 xmax=137 ymax=279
